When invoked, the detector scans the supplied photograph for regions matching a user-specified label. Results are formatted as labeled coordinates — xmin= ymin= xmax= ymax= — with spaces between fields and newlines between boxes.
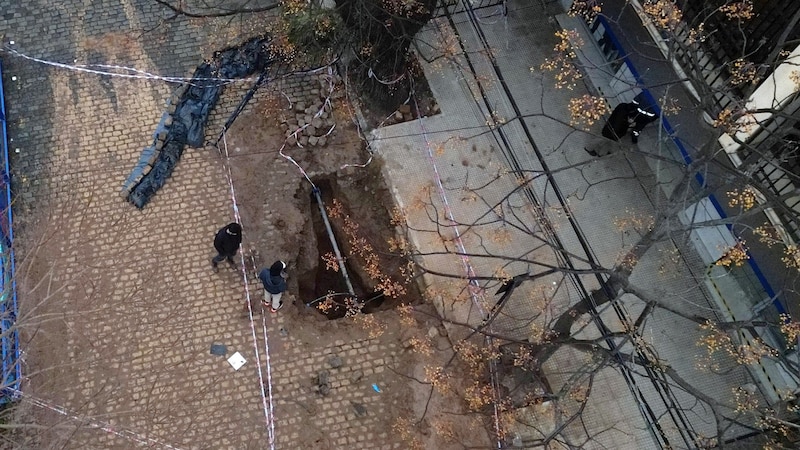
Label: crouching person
xmin=259 ymin=261 xmax=288 ymax=313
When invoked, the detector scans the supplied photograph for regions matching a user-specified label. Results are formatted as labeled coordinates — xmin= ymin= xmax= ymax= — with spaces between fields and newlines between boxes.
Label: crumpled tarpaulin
xmin=122 ymin=35 xmax=275 ymax=208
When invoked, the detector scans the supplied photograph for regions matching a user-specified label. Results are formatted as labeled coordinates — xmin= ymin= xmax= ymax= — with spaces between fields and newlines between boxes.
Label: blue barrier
xmin=594 ymin=15 xmax=784 ymax=313
xmin=0 ymin=58 xmax=21 ymax=404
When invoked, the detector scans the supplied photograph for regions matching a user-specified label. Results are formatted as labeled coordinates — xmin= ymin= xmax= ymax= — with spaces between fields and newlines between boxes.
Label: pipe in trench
xmin=312 ymin=186 xmax=357 ymax=299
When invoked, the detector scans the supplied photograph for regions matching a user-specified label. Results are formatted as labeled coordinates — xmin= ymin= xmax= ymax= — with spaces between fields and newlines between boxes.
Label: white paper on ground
xmin=227 ymin=351 xmax=246 ymax=370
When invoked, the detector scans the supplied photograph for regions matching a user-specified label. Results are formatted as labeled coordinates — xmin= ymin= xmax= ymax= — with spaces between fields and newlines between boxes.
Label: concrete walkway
xmin=374 ymin=0 xmax=756 ymax=447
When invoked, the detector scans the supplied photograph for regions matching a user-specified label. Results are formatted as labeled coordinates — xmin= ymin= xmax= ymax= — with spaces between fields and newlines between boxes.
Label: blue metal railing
xmin=0 ymin=58 xmax=21 ymax=404
xmin=593 ymin=15 xmax=784 ymax=315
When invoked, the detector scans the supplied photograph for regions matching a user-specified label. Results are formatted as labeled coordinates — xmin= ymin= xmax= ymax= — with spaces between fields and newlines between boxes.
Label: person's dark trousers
xmin=212 ymin=252 xmax=237 ymax=268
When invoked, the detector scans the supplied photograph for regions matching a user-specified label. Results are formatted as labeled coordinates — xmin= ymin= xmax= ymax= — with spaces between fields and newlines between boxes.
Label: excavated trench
xmin=295 ymin=174 xmax=414 ymax=319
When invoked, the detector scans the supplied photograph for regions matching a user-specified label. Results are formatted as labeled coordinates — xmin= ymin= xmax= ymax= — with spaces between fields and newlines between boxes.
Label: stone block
xmin=305 ymin=125 xmax=317 ymax=136
xmin=308 ymin=136 xmax=319 ymax=146
xmin=174 ymin=83 xmax=189 ymax=98
xmin=398 ymin=104 xmax=411 ymax=114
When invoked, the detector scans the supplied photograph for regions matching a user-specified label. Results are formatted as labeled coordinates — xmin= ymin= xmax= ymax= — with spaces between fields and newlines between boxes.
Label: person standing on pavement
xmin=211 ymin=222 xmax=242 ymax=271
xmin=259 ymin=260 xmax=288 ymax=313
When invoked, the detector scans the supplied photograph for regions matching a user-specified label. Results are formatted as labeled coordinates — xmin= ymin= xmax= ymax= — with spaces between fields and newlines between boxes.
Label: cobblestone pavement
xmin=0 ymin=1 xmax=429 ymax=448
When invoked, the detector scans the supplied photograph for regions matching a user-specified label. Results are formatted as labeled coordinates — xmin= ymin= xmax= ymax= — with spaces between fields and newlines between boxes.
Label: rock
xmin=394 ymin=111 xmax=403 ymax=122
xmin=436 ymin=337 xmax=451 ymax=352
xmin=311 ymin=117 xmax=323 ymax=129
xmin=350 ymin=370 xmax=364 ymax=383
xmin=403 ymin=113 xmax=414 ymax=122
xmin=295 ymin=102 xmax=306 ymax=113
xmin=305 ymin=125 xmax=317 ymax=137
xmin=400 ymin=328 xmax=416 ymax=348
xmin=316 ymin=370 xmax=329 ymax=385
xmin=163 ymin=115 xmax=173 ymax=127
xmin=299 ymin=136 xmax=309 ymax=146
xmin=351 ymin=401 xmax=367 ymax=418
xmin=317 ymin=136 xmax=327 ymax=147
xmin=286 ymin=135 xmax=297 ymax=146
xmin=318 ymin=383 xmax=331 ymax=396
xmin=428 ymin=326 xmax=439 ymax=339
xmin=308 ymin=136 xmax=319 ymax=146
xmin=173 ymin=83 xmax=189 ymax=98
xmin=304 ymin=114 xmax=313 ymax=123
xmin=328 ymin=355 xmax=344 ymax=368
xmin=398 ymin=104 xmax=411 ymax=114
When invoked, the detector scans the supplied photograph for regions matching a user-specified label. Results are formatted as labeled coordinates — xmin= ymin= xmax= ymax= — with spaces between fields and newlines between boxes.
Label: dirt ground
xmin=219 ymin=78 xmax=493 ymax=449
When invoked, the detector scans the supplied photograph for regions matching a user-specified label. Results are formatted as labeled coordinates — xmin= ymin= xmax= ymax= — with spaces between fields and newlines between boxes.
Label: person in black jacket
xmin=586 ymin=94 xmax=659 ymax=156
xmin=211 ymin=222 xmax=242 ymax=271
xmin=601 ymin=101 xmax=638 ymax=141
xmin=629 ymin=92 xmax=658 ymax=143
xmin=259 ymin=260 xmax=288 ymax=313
xmin=601 ymin=97 xmax=658 ymax=143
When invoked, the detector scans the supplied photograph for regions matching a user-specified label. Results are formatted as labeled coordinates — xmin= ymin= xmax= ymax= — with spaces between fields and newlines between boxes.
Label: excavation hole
xmin=296 ymin=175 xmax=415 ymax=319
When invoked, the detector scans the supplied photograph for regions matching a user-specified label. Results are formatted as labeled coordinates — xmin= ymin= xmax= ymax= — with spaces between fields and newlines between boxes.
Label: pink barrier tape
xmin=217 ymin=132 xmax=276 ymax=449
xmin=7 ymin=388 xmax=186 ymax=449
xmin=410 ymin=94 xmax=503 ymax=442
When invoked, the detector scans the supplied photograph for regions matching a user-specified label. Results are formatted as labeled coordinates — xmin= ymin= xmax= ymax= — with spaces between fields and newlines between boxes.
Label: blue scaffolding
xmin=0 ymin=58 xmax=21 ymax=404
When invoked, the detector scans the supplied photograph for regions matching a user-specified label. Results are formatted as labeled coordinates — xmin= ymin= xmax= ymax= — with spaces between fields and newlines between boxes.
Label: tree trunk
xmin=334 ymin=0 xmax=437 ymax=101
